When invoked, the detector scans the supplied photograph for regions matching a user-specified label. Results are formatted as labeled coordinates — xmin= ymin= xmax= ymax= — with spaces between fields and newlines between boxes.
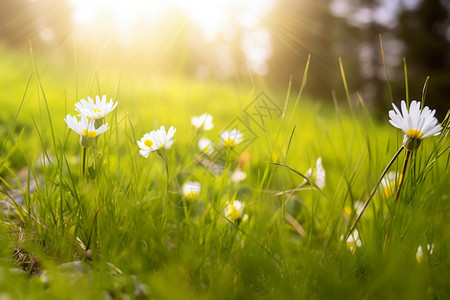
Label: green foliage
xmin=0 ymin=46 xmax=449 ymax=299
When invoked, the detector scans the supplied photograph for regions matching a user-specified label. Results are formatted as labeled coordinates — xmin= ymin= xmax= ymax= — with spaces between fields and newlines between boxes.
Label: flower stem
xmin=345 ymin=145 xmax=404 ymax=240
xmin=82 ymin=147 xmax=87 ymax=177
xmin=158 ymin=150 xmax=170 ymax=217
xmin=181 ymin=196 xmax=190 ymax=223
xmin=383 ymin=149 xmax=411 ymax=249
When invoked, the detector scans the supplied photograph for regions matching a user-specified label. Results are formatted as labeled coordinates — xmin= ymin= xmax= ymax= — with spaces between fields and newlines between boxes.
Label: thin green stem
xmin=82 ymin=147 xmax=87 ymax=177
xmin=282 ymin=124 xmax=296 ymax=226
xmin=164 ymin=160 xmax=169 ymax=215
xmin=339 ymin=57 xmax=353 ymax=113
xmin=159 ymin=150 xmax=170 ymax=217
xmin=383 ymin=149 xmax=411 ymax=249
xmin=346 ymin=145 xmax=404 ymax=240
xmin=182 ymin=197 xmax=190 ymax=223
xmin=403 ymin=57 xmax=409 ymax=104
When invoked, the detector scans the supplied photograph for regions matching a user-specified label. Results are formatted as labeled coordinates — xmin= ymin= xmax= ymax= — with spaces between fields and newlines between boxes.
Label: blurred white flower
xmin=64 ymin=114 xmax=109 ymax=148
xmin=304 ymin=157 xmax=326 ymax=189
xmin=231 ymin=168 xmax=247 ymax=183
xmin=380 ymin=171 xmax=398 ymax=199
xmin=198 ymin=137 xmax=214 ymax=155
xmin=191 ymin=113 xmax=214 ymax=131
xmin=345 ymin=200 xmax=365 ymax=217
xmin=220 ymin=129 xmax=243 ymax=148
xmin=182 ymin=181 xmax=201 ymax=200
xmin=224 ymin=200 xmax=245 ymax=222
xmin=389 ymin=100 xmax=442 ymax=151
xmin=416 ymin=244 xmax=434 ymax=263
xmin=345 ymin=229 xmax=362 ymax=253
xmin=354 ymin=200 xmax=364 ymax=215
xmin=137 ymin=126 xmax=176 ymax=158
xmin=75 ymin=95 xmax=118 ymax=120
xmin=416 ymin=245 xmax=423 ymax=263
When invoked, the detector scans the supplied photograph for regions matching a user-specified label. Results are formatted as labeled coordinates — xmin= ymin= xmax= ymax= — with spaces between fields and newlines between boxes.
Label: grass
xmin=0 ymin=45 xmax=450 ymax=299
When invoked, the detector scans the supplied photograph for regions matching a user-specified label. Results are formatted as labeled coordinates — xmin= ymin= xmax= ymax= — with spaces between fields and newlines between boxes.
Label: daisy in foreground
xmin=389 ymin=100 xmax=442 ymax=151
xmin=137 ymin=126 xmax=176 ymax=158
xmin=75 ymin=95 xmax=118 ymax=122
xmin=347 ymin=100 xmax=442 ymax=241
xmin=64 ymin=115 xmax=109 ymax=148
xmin=220 ymin=129 xmax=244 ymax=148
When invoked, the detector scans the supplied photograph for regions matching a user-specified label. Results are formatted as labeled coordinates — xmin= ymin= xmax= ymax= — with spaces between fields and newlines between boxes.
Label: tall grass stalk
xmin=346 ymin=145 xmax=404 ymax=240
xmin=383 ymin=149 xmax=412 ymax=248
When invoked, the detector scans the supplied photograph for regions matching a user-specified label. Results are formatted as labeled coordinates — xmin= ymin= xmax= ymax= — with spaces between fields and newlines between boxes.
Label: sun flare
xmin=68 ymin=0 xmax=275 ymax=76
xmin=69 ymin=0 xmax=275 ymax=42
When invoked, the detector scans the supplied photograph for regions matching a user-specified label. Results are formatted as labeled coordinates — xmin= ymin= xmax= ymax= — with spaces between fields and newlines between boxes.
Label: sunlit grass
xmin=0 ymin=46 xmax=449 ymax=299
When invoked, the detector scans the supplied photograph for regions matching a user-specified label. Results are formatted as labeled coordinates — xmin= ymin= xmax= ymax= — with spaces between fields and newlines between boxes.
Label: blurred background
xmin=0 ymin=0 xmax=448 ymax=116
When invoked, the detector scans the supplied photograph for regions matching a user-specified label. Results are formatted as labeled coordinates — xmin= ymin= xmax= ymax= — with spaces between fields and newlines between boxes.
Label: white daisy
xmin=191 ymin=113 xmax=214 ymax=131
xmin=75 ymin=95 xmax=118 ymax=121
xmin=64 ymin=114 xmax=109 ymax=148
xmin=182 ymin=181 xmax=201 ymax=200
xmin=220 ymin=129 xmax=244 ymax=148
xmin=346 ymin=229 xmax=362 ymax=253
xmin=304 ymin=157 xmax=326 ymax=189
xmin=137 ymin=126 xmax=176 ymax=158
xmin=389 ymin=100 xmax=442 ymax=151
xmin=224 ymin=200 xmax=245 ymax=222
xmin=231 ymin=168 xmax=247 ymax=183
xmin=198 ymin=137 xmax=214 ymax=155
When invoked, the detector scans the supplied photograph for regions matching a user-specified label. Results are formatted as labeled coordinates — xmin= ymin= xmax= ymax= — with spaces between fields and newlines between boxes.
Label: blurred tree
xmin=265 ymin=0 xmax=388 ymax=106
xmin=266 ymin=0 xmax=343 ymax=99
xmin=266 ymin=0 xmax=449 ymax=115
xmin=396 ymin=0 xmax=450 ymax=116
xmin=315 ymin=0 xmax=449 ymax=115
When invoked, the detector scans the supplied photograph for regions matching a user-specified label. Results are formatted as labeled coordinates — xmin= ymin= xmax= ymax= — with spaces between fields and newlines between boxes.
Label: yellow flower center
xmin=92 ymin=108 xmax=102 ymax=118
xmin=416 ymin=253 xmax=423 ymax=263
xmin=383 ymin=182 xmax=396 ymax=199
xmin=346 ymin=240 xmax=357 ymax=252
xmin=344 ymin=206 xmax=352 ymax=216
xmin=224 ymin=138 xmax=235 ymax=148
xmin=406 ymin=129 xmax=424 ymax=139
xmin=82 ymin=129 xmax=98 ymax=138
xmin=311 ymin=169 xmax=317 ymax=181
xmin=227 ymin=204 xmax=240 ymax=220
xmin=144 ymin=139 xmax=153 ymax=148
xmin=202 ymin=146 xmax=211 ymax=153
xmin=185 ymin=191 xmax=198 ymax=200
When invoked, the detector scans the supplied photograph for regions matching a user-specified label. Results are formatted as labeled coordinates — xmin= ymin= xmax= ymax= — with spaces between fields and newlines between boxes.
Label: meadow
xmin=0 ymin=45 xmax=449 ymax=299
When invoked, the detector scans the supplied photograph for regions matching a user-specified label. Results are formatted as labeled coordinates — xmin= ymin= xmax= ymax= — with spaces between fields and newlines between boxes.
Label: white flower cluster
xmin=137 ymin=126 xmax=176 ymax=158
xmin=65 ymin=95 xmax=117 ymax=148
xmin=192 ymin=113 xmax=247 ymax=183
